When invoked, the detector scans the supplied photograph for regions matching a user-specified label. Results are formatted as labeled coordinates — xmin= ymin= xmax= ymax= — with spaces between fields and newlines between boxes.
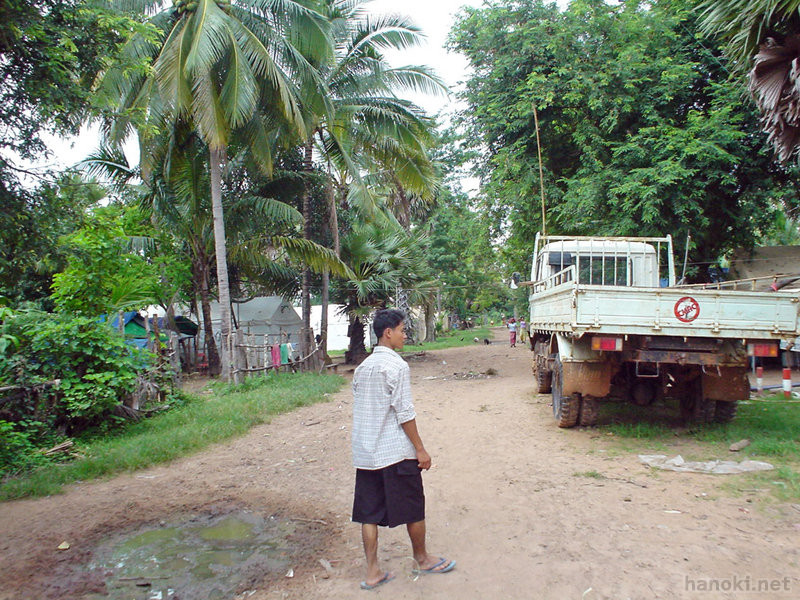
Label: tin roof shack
xmin=230 ymin=296 xmax=303 ymax=344
xmin=104 ymin=312 xmax=200 ymax=372
xmin=729 ymin=246 xmax=800 ymax=291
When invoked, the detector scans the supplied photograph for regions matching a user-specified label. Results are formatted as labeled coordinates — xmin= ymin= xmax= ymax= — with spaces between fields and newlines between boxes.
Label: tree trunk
xmin=321 ymin=269 xmax=329 ymax=357
xmin=393 ymin=179 xmax=411 ymax=231
xmin=209 ymin=147 xmax=233 ymax=381
xmin=423 ymin=295 xmax=436 ymax=342
xmin=195 ymin=258 xmax=220 ymax=376
xmin=320 ymin=176 xmax=339 ymax=359
xmin=301 ymin=139 xmax=314 ymax=356
xmin=345 ymin=315 xmax=368 ymax=365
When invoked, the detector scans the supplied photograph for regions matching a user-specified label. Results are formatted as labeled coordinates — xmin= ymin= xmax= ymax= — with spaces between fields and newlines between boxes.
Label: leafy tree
xmin=50 ymin=204 xmax=161 ymax=315
xmin=423 ymin=192 xmax=509 ymax=318
xmin=293 ymin=0 xmax=444 ymax=353
xmin=0 ymin=174 xmax=104 ymax=308
xmin=333 ymin=222 xmax=429 ymax=362
xmin=450 ymin=0 xmax=800 ymax=276
xmin=0 ymin=0 xmax=136 ymax=160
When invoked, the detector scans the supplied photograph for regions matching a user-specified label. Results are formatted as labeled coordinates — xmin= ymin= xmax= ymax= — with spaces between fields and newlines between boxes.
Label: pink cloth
xmin=271 ymin=344 xmax=281 ymax=368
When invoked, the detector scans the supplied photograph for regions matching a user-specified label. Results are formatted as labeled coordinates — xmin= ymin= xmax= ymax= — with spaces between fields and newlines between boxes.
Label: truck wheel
xmin=713 ymin=400 xmax=738 ymax=423
xmin=552 ymin=357 xmax=579 ymax=428
xmin=693 ymin=397 xmax=715 ymax=423
xmin=679 ymin=378 xmax=714 ymax=423
xmin=533 ymin=356 xmax=552 ymax=393
xmin=579 ymin=395 xmax=599 ymax=426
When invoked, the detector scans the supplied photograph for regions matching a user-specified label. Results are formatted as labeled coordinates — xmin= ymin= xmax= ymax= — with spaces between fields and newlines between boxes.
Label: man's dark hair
xmin=373 ymin=308 xmax=405 ymax=339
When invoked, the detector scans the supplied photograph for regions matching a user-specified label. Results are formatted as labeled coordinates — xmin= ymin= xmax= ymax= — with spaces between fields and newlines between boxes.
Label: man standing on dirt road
xmin=351 ymin=308 xmax=456 ymax=590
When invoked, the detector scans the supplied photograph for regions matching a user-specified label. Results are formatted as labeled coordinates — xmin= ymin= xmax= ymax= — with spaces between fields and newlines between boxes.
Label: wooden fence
xmin=227 ymin=327 xmax=323 ymax=382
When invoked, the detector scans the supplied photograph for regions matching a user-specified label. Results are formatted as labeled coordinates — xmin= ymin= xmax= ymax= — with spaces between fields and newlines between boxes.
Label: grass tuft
xmin=403 ymin=327 xmax=493 ymax=352
xmin=0 ymin=372 xmax=344 ymax=501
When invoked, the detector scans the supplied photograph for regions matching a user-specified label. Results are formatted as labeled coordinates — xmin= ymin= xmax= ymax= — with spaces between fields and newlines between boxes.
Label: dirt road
xmin=1 ymin=329 xmax=799 ymax=599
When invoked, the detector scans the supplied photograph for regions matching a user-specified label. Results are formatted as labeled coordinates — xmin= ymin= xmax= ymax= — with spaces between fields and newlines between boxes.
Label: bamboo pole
xmin=533 ymin=104 xmax=546 ymax=236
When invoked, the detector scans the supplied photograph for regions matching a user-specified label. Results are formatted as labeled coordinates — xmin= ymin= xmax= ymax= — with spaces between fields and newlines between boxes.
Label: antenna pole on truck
xmin=533 ymin=104 xmax=546 ymax=236
xmin=681 ymin=234 xmax=691 ymax=284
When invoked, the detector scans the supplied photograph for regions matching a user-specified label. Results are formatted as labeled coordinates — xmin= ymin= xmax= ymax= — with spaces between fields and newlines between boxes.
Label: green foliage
xmin=335 ymin=222 xmax=430 ymax=311
xmin=450 ymin=0 xmax=800 ymax=273
xmin=50 ymin=205 xmax=160 ymax=315
xmin=0 ymin=311 xmax=147 ymax=425
xmin=0 ymin=420 xmax=52 ymax=476
xmin=0 ymin=310 xmax=154 ymax=478
xmin=0 ymin=0 xmax=141 ymax=159
xmin=423 ymin=189 xmax=510 ymax=316
xmin=0 ymin=372 xmax=344 ymax=500
xmin=0 ymin=174 xmax=102 ymax=308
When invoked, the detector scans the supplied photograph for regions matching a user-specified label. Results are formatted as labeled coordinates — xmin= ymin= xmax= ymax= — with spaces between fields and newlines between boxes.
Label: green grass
xmin=598 ymin=395 xmax=800 ymax=459
xmin=0 ymin=372 xmax=344 ymax=501
xmin=403 ymin=326 xmax=493 ymax=352
xmin=593 ymin=393 xmax=800 ymax=501
xmin=574 ymin=470 xmax=605 ymax=479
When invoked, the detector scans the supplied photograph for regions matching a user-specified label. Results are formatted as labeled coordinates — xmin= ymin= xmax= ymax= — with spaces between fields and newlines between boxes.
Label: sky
xmin=30 ymin=0 xmax=568 ymax=178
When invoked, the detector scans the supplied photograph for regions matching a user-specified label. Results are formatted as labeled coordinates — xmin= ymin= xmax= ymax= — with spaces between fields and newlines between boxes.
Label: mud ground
xmin=1 ymin=329 xmax=799 ymax=600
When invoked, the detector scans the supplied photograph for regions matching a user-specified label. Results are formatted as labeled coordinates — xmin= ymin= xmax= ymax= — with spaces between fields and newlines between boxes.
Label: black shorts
xmin=352 ymin=459 xmax=425 ymax=528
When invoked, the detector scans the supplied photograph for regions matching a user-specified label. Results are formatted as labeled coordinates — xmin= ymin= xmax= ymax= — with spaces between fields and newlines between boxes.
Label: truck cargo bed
xmin=529 ymin=282 xmax=799 ymax=340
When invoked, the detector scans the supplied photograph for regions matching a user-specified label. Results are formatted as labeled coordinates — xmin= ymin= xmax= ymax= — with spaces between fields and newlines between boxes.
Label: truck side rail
xmin=676 ymin=273 xmax=800 ymax=291
xmin=533 ymin=265 xmax=577 ymax=293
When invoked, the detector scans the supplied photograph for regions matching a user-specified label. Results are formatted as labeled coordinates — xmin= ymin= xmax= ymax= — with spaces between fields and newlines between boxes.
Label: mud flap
xmin=702 ymin=367 xmax=749 ymax=402
xmin=562 ymin=361 xmax=613 ymax=397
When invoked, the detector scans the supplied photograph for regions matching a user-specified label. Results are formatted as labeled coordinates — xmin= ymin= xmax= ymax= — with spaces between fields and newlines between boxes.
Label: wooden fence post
xmin=234 ymin=329 xmax=246 ymax=384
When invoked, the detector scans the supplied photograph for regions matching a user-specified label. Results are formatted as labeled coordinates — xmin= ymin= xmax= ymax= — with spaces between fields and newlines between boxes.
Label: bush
xmin=0 ymin=310 xmax=152 ymax=477
xmin=1 ymin=311 xmax=147 ymax=422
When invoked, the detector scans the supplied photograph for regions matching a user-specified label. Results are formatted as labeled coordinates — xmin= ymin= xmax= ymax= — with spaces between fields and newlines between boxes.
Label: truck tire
xmin=579 ymin=395 xmax=599 ymax=426
xmin=552 ymin=356 xmax=579 ymax=428
xmin=533 ymin=356 xmax=552 ymax=393
xmin=692 ymin=397 xmax=715 ymax=423
xmin=679 ymin=378 xmax=714 ymax=423
xmin=713 ymin=400 xmax=738 ymax=423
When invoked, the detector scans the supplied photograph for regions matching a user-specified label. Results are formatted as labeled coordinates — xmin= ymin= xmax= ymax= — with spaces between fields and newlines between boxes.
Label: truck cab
xmin=532 ymin=238 xmax=671 ymax=289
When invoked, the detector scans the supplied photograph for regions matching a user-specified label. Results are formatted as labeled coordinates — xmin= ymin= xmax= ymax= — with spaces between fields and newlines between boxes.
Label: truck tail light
xmin=591 ymin=336 xmax=623 ymax=352
xmin=747 ymin=342 xmax=778 ymax=357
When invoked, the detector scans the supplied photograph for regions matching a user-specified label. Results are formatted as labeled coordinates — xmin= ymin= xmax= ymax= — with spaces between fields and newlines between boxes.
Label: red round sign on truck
xmin=674 ymin=296 xmax=700 ymax=322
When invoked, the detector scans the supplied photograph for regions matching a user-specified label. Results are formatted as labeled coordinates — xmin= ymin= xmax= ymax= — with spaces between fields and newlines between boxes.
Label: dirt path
xmin=2 ymin=329 xmax=799 ymax=599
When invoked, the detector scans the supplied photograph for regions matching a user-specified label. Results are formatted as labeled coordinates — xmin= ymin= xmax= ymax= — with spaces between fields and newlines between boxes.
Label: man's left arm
xmin=400 ymin=419 xmax=431 ymax=470
xmin=393 ymin=364 xmax=431 ymax=470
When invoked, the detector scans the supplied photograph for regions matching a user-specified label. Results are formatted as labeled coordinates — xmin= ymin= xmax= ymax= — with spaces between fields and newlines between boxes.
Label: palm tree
xmin=97 ymin=0 xmax=332 ymax=379
xmin=699 ymin=0 xmax=800 ymax=161
xmin=334 ymin=221 xmax=429 ymax=362
xmin=299 ymin=0 xmax=444 ymax=354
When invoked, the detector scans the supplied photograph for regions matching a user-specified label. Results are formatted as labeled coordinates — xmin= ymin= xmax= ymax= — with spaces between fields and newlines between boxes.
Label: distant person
xmin=519 ymin=319 xmax=528 ymax=344
xmin=508 ymin=317 xmax=517 ymax=347
xmin=351 ymin=308 xmax=455 ymax=590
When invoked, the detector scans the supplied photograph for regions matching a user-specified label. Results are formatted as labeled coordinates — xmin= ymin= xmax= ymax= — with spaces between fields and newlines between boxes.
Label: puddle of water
xmin=84 ymin=511 xmax=294 ymax=600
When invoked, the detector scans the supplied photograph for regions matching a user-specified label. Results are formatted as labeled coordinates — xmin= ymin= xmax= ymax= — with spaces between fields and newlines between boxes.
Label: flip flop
xmin=360 ymin=572 xmax=395 ymax=590
xmin=421 ymin=557 xmax=456 ymax=574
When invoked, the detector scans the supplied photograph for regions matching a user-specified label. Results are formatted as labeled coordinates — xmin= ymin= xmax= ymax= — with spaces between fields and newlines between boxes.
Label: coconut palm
xmin=298 ymin=0 xmax=444 ymax=353
xmin=97 ymin=0 xmax=332 ymax=379
xmin=83 ymin=132 xmax=352 ymax=376
xmin=699 ymin=0 xmax=800 ymax=161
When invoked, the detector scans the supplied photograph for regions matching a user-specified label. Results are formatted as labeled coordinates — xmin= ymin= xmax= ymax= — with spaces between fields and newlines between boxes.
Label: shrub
xmin=0 ymin=310 xmax=153 ymax=477
xmin=1 ymin=311 xmax=147 ymax=423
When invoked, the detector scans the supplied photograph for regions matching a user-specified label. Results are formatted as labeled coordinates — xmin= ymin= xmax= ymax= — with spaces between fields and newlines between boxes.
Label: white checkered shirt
xmin=351 ymin=345 xmax=417 ymax=470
